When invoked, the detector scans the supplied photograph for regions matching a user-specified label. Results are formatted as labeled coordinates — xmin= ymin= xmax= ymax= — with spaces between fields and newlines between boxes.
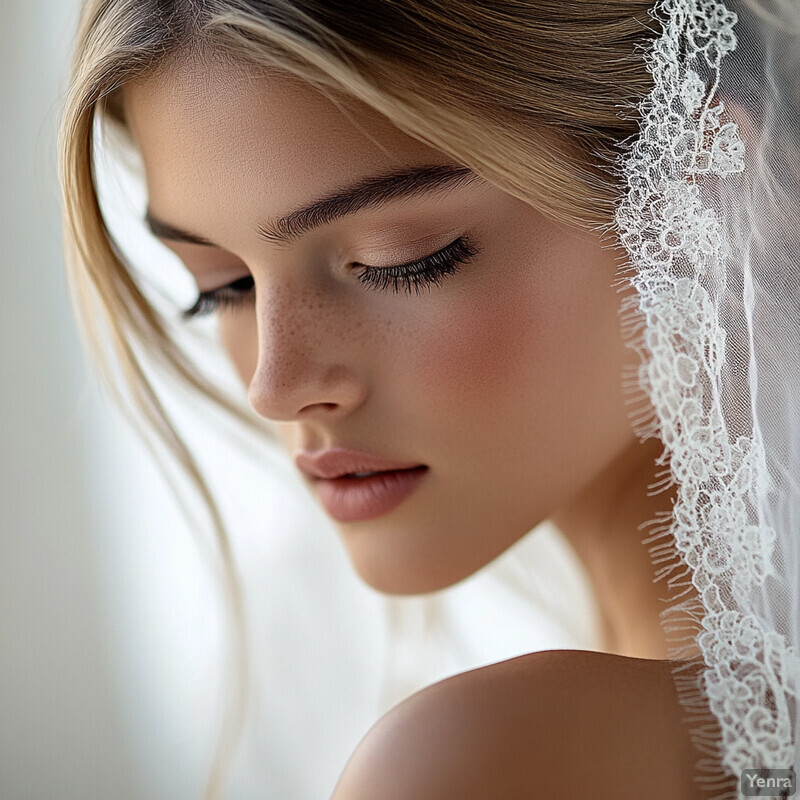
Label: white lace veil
xmin=612 ymin=0 xmax=799 ymax=795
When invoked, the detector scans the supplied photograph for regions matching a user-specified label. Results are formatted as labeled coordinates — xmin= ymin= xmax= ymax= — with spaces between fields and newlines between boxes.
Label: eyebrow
xmin=144 ymin=164 xmax=479 ymax=248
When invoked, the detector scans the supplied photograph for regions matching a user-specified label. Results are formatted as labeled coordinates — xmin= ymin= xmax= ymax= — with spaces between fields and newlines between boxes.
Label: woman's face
xmin=123 ymin=52 xmax=640 ymax=594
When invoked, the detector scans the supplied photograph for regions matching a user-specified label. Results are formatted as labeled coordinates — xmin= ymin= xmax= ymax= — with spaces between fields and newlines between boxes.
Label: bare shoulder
xmin=330 ymin=650 xmax=719 ymax=800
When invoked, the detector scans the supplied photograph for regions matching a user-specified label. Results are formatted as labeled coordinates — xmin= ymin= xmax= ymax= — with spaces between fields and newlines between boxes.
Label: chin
xmin=335 ymin=509 xmax=538 ymax=595
xmin=355 ymin=568 xmax=468 ymax=596
xmin=341 ymin=534 xmax=480 ymax=596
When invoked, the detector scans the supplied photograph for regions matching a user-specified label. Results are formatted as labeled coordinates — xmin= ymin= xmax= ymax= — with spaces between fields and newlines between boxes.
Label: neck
xmin=549 ymin=435 xmax=700 ymax=661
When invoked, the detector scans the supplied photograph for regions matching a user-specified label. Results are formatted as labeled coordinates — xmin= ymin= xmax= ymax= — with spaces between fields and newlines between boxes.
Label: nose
xmin=245 ymin=284 xmax=368 ymax=423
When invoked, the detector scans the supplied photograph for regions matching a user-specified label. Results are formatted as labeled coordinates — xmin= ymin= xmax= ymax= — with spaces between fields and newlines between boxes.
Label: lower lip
xmin=313 ymin=467 xmax=429 ymax=523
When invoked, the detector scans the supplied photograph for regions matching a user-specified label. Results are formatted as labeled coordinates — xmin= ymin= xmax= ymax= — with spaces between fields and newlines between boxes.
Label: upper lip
xmin=295 ymin=449 xmax=426 ymax=480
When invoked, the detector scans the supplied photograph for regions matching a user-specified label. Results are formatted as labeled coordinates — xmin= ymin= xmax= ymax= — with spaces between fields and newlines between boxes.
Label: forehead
xmin=121 ymin=52 xmax=445 ymax=245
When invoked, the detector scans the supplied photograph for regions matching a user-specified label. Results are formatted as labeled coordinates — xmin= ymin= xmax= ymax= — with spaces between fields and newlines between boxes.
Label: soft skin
xmin=123 ymin=49 xmax=686 ymax=659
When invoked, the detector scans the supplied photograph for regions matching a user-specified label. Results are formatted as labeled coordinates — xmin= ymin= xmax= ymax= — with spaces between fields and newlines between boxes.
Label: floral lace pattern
xmin=613 ymin=0 xmax=797 ymax=796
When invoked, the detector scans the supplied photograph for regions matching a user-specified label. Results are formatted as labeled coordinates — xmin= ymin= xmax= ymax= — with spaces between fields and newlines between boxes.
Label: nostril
xmin=301 ymin=401 xmax=339 ymax=414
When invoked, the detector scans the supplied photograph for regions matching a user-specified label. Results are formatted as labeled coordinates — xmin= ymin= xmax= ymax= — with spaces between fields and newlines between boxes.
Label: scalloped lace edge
xmin=613 ymin=1 xmax=797 ymax=797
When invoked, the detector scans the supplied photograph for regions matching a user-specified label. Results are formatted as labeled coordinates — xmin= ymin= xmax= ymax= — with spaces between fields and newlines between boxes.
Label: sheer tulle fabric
xmin=611 ymin=0 xmax=800 ymax=795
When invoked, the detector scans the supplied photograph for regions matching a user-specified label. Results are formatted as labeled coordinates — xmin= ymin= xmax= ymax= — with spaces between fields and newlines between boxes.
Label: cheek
xmin=398 ymin=294 xmax=527 ymax=408
xmin=381 ymin=262 xmax=559 ymax=419
xmin=381 ymin=237 xmax=635 ymax=461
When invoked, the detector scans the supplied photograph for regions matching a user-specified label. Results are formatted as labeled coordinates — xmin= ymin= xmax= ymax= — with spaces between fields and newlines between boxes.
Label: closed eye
xmin=353 ymin=236 xmax=480 ymax=295
xmin=181 ymin=275 xmax=255 ymax=319
xmin=180 ymin=235 xmax=481 ymax=319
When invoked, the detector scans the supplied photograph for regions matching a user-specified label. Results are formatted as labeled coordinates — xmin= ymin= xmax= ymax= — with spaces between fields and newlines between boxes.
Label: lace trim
xmin=613 ymin=0 xmax=797 ymax=796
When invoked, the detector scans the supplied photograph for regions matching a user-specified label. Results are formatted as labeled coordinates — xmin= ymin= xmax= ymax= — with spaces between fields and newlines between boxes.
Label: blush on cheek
xmin=401 ymin=226 xmax=562 ymax=409
xmin=401 ymin=290 xmax=539 ymax=412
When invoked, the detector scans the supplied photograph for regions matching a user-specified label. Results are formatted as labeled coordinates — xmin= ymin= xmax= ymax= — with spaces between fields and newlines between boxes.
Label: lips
xmin=294 ymin=449 xmax=429 ymax=522
xmin=295 ymin=449 xmax=426 ymax=481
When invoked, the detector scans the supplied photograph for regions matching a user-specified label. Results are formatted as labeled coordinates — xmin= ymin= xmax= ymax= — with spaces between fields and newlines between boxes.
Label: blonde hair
xmin=58 ymin=1 xmax=659 ymax=796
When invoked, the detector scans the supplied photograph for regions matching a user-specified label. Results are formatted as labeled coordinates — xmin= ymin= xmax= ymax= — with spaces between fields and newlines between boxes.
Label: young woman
xmin=58 ymin=1 xmax=799 ymax=798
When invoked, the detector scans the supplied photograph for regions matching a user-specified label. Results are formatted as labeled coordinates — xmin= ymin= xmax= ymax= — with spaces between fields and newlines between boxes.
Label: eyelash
xmin=181 ymin=235 xmax=480 ymax=319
